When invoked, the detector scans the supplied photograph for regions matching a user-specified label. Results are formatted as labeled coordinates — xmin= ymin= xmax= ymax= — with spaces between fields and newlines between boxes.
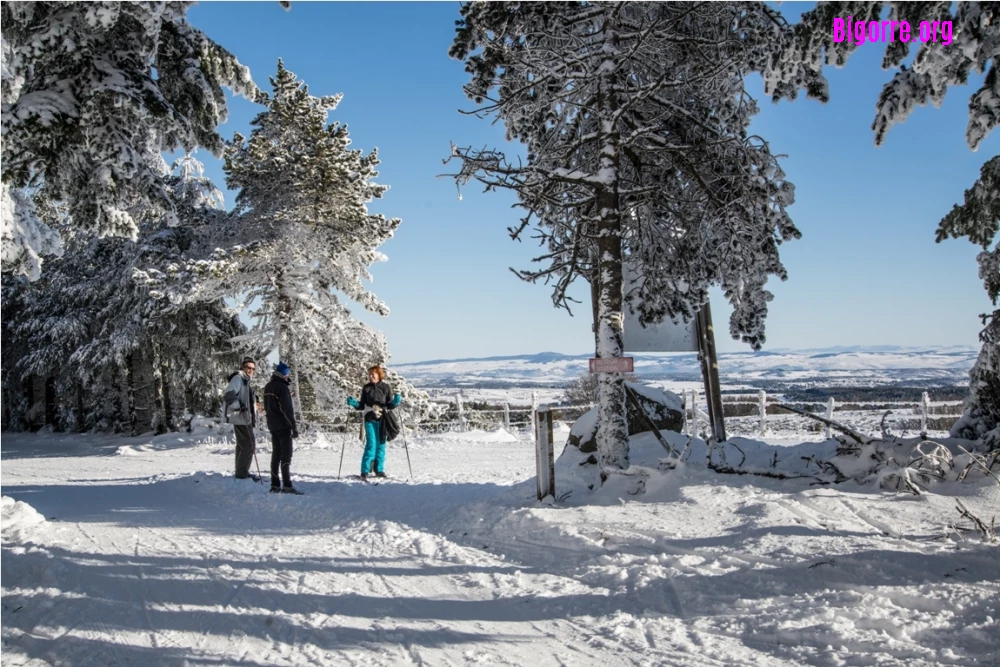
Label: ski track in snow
xmin=2 ymin=426 xmax=998 ymax=666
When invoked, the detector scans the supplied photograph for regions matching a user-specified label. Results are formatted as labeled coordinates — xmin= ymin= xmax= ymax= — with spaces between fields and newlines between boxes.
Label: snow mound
xmin=1 ymin=496 xmax=47 ymax=543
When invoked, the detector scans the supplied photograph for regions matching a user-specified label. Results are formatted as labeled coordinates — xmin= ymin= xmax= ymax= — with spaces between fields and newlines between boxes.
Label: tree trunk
xmin=590 ymin=266 xmax=601 ymax=356
xmin=593 ymin=24 xmax=629 ymax=471
xmin=595 ymin=187 xmax=629 ymax=470
xmin=125 ymin=353 xmax=137 ymax=434
xmin=158 ymin=351 xmax=173 ymax=433
xmin=44 ymin=376 xmax=58 ymax=430
xmin=75 ymin=380 xmax=86 ymax=432
xmin=125 ymin=346 xmax=160 ymax=434
xmin=31 ymin=374 xmax=46 ymax=431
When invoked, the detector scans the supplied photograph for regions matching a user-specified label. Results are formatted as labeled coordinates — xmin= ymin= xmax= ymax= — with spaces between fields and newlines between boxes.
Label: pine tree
xmin=763 ymin=2 xmax=998 ymax=151
xmin=1 ymin=1 xmax=258 ymax=277
xmin=1 ymin=156 xmax=250 ymax=433
xmin=936 ymin=157 xmax=1000 ymax=446
xmin=764 ymin=3 xmax=1000 ymax=447
xmin=448 ymin=2 xmax=800 ymax=469
xmin=220 ymin=61 xmax=404 ymax=420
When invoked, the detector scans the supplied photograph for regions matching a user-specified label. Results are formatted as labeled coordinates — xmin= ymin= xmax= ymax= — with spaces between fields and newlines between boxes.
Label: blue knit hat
xmin=275 ymin=361 xmax=291 ymax=376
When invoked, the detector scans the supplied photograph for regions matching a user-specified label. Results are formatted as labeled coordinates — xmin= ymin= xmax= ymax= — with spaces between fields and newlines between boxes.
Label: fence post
xmin=531 ymin=391 xmax=538 ymax=436
xmin=759 ymin=389 xmax=767 ymax=437
xmin=692 ymin=388 xmax=701 ymax=438
xmin=921 ymin=391 xmax=930 ymax=434
xmin=535 ymin=404 xmax=555 ymax=500
xmin=456 ymin=394 xmax=466 ymax=431
xmin=503 ymin=402 xmax=511 ymax=431
xmin=825 ymin=397 xmax=835 ymax=439
xmin=682 ymin=389 xmax=690 ymax=436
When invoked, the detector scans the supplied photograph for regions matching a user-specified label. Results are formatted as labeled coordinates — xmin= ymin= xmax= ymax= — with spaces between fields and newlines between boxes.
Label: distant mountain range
xmin=394 ymin=346 xmax=977 ymax=390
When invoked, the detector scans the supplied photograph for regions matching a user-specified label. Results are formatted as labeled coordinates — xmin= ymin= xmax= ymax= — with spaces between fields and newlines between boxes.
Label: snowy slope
xmin=394 ymin=346 xmax=977 ymax=388
xmin=2 ymin=422 xmax=997 ymax=666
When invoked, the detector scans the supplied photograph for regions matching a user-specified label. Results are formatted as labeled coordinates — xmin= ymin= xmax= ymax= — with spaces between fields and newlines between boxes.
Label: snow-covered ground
xmin=2 ymin=422 xmax=998 ymax=666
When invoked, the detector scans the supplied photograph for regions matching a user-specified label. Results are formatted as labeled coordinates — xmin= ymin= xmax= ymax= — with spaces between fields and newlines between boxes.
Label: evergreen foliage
xmin=448 ymin=2 xmax=801 ymax=468
xmin=1 ymin=157 xmax=249 ymax=433
xmin=1 ymin=1 xmax=257 ymax=278
xmin=937 ymin=157 xmax=1000 ymax=445
xmin=153 ymin=61 xmax=422 ymax=421
xmin=765 ymin=2 xmax=1000 ymax=447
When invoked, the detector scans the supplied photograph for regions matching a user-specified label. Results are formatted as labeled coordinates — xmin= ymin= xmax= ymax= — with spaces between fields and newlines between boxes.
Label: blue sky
xmin=185 ymin=1 xmax=995 ymax=364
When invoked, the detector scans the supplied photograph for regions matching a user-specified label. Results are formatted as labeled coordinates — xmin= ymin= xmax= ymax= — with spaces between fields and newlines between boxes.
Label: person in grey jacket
xmin=224 ymin=356 xmax=259 ymax=480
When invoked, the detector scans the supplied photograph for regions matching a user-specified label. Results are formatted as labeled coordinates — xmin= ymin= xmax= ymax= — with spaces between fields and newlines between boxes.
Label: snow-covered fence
xmin=303 ymin=389 xmax=962 ymax=442
xmin=303 ymin=397 xmax=594 ymax=436
xmin=719 ymin=392 xmax=965 ymax=438
xmin=683 ymin=389 xmax=711 ymax=438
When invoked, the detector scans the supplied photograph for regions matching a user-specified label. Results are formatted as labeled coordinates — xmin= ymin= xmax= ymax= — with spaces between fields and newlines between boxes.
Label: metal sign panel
xmin=623 ymin=310 xmax=698 ymax=352
xmin=622 ymin=261 xmax=699 ymax=353
xmin=589 ymin=357 xmax=635 ymax=374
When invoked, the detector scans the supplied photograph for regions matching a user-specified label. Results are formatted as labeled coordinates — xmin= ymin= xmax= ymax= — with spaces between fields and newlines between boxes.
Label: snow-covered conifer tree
xmin=1 ymin=1 xmax=257 ymax=277
xmin=221 ymin=61 xmax=403 ymax=418
xmin=448 ymin=2 xmax=801 ymax=469
xmin=763 ymin=2 xmax=998 ymax=151
xmin=765 ymin=2 xmax=1000 ymax=447
xmin=935 ymin=157 xmax=1000 ymax=446
xmin=1 ymin=156 xmax=250 ymax=433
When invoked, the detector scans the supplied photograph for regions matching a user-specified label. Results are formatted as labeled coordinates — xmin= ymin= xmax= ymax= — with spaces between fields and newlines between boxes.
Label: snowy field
xmin=2 ymin=422 xmax=998 ymax=666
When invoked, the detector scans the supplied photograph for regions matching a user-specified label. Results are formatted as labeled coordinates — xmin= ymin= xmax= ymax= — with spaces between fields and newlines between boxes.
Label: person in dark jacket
xmin=347 ymin=365 xmax=401 ymax=479
xmin=263 ymin=361 xmax=301 ymax=494
xmin=224 ymin=356 xmax=260 ymax=481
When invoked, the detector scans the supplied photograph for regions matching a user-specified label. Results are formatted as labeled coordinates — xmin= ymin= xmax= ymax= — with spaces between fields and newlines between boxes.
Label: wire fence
xmin=297 ymin=389 xmax=965 ymax=441
xmin=301 ymin=398 xmax=595 ymax=436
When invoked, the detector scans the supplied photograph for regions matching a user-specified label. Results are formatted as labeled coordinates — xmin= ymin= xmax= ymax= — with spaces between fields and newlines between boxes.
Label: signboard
xmin=622 ymin=261 xmax=699 ymax=352
xmin=589 ymin=356 xmax=635 ymax=374
xmin=623 ymin=310 xmax=698 ymax=352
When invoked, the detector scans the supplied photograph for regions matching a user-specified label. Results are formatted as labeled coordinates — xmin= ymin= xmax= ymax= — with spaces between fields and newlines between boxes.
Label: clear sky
xmin=185 ymin=1 xmax=995 ymax=364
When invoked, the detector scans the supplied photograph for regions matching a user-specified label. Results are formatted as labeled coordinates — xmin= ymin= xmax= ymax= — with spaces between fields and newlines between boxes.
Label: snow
xmin=3 ymin=420 xmax=998 ymax=665
xmin=395 ymin=347 xmax=977 ymax=388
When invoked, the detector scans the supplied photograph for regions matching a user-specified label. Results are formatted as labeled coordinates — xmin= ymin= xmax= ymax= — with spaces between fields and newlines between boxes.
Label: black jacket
xmin=354 ymin=381 xmax=395 ymax=423
xmin=263 ymin=373 xmax=297 ymax=434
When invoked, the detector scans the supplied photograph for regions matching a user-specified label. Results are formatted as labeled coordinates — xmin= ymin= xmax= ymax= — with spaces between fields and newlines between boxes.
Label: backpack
xmin=382 ymin=408 xmax=401 ymax=441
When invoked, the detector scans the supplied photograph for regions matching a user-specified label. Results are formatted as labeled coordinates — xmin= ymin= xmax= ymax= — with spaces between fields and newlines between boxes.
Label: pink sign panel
xmin=589 ymin=357 xmax=635 ymax=374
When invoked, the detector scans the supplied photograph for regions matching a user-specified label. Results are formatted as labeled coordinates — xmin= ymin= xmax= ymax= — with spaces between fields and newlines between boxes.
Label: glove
xmin=392 ymin=393 xmax=401 ymax=405
xmin=292 ymin=428 xmax=299 ymax=439
xmin=347 ymin=396 xmax=359 ymax=408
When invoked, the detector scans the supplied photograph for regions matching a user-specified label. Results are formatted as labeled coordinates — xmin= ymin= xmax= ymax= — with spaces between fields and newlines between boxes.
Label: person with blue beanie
xmin=263 ymin=361 xmax=302 ymax=494
xmin=347 ymin=365 xmax=401 ymax=479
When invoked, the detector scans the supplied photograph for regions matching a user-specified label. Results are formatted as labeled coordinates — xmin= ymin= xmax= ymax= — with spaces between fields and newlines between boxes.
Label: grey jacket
xmin=223 ymin=371 xmax=257 ymax=426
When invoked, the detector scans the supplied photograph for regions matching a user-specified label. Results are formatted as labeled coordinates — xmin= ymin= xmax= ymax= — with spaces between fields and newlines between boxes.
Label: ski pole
xmin=401 ymin=408 xmax=413 ymax=480
xmin=337 ymin=426 xmax=346 ymax=480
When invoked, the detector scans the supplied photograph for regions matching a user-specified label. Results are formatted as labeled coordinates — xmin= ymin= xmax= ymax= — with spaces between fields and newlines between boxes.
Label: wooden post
xmin=825 ymin=398 xmax=835 ymax=439
xmin=691 ymin=388 xmax=700 ymax=438
xmin=682 ymin=389 xmax=690 ymax=436
xmin=759 ymin=389 xmax=767 ymax=437
xmin=695 ymin=304 xmax=727 ymax=443
xmin=503 ymin=402 xmax=511 ymax=431
xmin=456 ymin=394 xmax=466 ymax=431
xmin=535 ymin=405 xmax=555 ymax=500
xmin=531 ymin=391 xmax=538 ymax=436
xmin=921 ymin=391 xmax=930 ymax=434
